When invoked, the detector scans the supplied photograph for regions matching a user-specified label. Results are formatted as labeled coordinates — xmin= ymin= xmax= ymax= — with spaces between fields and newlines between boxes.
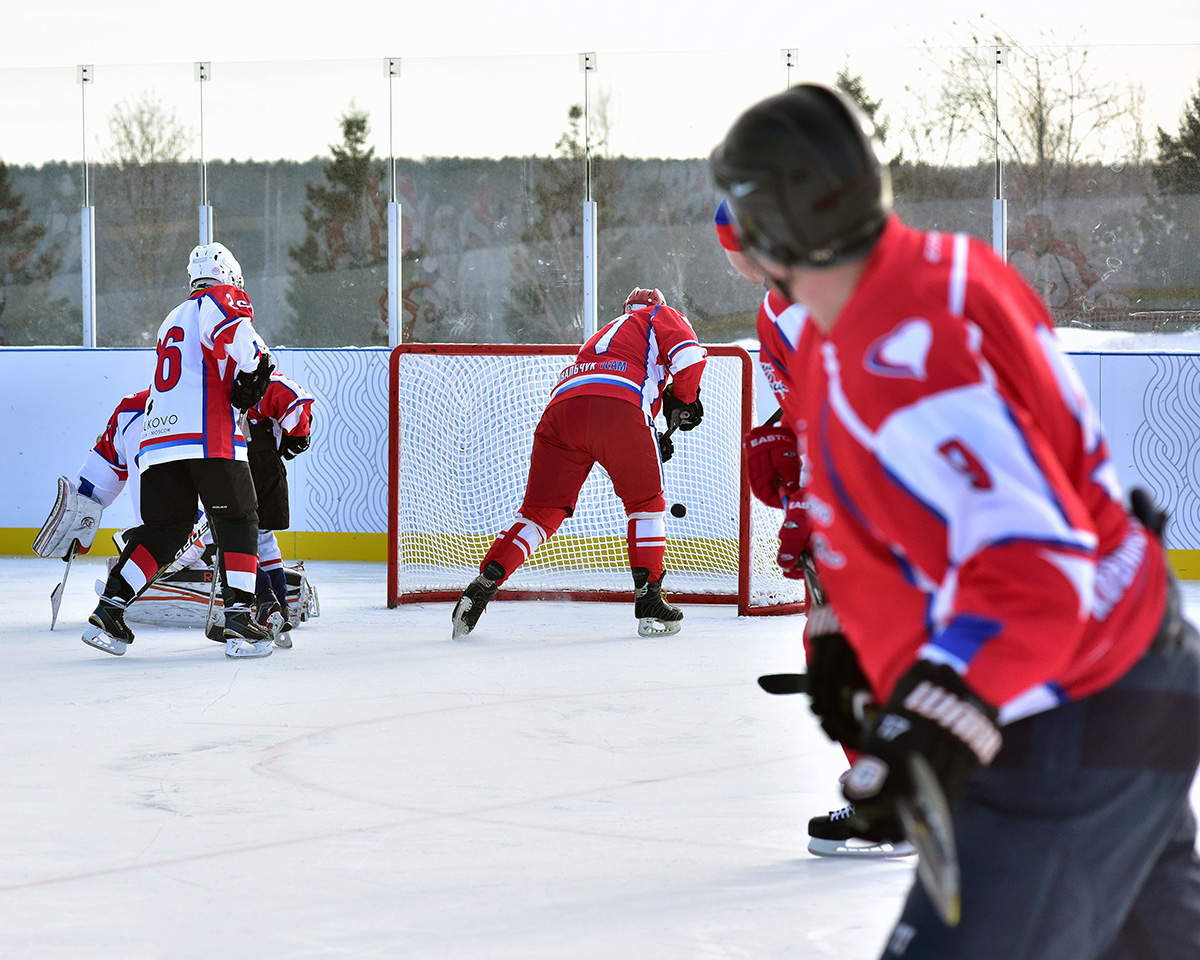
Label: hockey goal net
xmin=387 ymin=344 xmax=805 ymax=616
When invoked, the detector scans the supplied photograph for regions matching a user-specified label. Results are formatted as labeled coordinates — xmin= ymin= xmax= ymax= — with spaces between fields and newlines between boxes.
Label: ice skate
xmin=81 ymin=597 xmax=135 ymax=656
xmin=807 ymin=802 xmax=915 ymax=858
xmin=223 ymin=607 xmax=274 ymax=659
xmin=632 ymin=567 xmax=683 ymax=637
xmin=256 ymin=597 xmax=290 ymax=649
xmin=451 ymin=561 xmax=504 ymax=639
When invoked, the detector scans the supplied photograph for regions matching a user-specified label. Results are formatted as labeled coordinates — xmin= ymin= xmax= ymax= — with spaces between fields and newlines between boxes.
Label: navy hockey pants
xmin=881 ymin=618 xmax=1200 ymax=960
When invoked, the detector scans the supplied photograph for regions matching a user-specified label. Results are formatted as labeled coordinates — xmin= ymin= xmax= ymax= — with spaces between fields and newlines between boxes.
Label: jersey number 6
xmin=155 ymin=326 xmax=185 ymax=392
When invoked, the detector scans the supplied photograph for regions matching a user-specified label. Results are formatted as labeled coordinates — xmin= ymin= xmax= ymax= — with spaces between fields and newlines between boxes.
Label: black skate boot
xmin=807 ymin=802 xmax=915 ymax=858
xmin=451 ymin=561 xmax=504 ymax=639
xmin=223 ymin=605 xmax=274 ymax=659
xmin=256 ymin=596 xmax=289 ymax=649
xmin=82 ymin=597 xmax=135 ymax=656
xmin=632 ymin=567 xmax=683 ymax=637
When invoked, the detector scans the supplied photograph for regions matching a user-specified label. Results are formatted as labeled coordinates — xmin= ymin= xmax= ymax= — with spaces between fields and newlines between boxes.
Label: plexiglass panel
xmin=86 ymin=63 xmax=200 ymax=346
xmin=388 ymin=54 xmax=580 ymax=344
xmin=0 ymin=66 xmax=83 ymax=345
xmin=0 ymin=43 xmax=1197 ymax=346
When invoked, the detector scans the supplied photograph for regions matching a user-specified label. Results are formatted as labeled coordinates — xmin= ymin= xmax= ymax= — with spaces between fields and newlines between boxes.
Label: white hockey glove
xmin=33 ymin=476 xmax=104 ymax=559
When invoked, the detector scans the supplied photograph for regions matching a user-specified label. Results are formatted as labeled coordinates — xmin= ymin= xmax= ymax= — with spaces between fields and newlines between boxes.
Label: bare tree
xmin=97 ymin=92 xmax=195 ymax=344
xmin=904 ymin=22 xmax=1145 ymax=208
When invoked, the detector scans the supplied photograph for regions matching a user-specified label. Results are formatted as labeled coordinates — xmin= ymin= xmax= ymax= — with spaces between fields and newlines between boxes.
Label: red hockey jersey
xmin=247 ymin=372 xmax=315 ymax=446
xmin=547 ymin=303 xmax=707 ymax=421
xmin=792 ymin=217 xmax=1167 ymax=720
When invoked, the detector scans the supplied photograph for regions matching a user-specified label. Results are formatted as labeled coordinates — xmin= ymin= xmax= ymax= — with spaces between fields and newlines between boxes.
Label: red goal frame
xmin=387 ymin=343 xmax=803 ymax=617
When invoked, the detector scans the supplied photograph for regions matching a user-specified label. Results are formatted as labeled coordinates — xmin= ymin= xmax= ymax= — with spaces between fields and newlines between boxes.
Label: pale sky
xmin=4 ymin=0 xmax=1199 ymax=68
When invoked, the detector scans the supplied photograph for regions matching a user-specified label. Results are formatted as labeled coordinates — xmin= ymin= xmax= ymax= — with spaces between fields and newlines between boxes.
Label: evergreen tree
xmin=836 ymin=68 xmax=889 ymax=144
xmin=0 ymin=159 xmax=74 ymax=345
xmin=504 ymin=103 xmax=626 ymax=342
xmin=1154 ymin=78 xmax=1200 ymax=195
xmin=286 ymin=111 xmax=389 ymax=346
xmin=1142 ymin=77 xmax=1200 ymax=297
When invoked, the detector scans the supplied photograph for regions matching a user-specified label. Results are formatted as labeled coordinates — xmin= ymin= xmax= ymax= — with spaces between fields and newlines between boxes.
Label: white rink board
xmin=5 ymin=345 xmax=1200 ymax=549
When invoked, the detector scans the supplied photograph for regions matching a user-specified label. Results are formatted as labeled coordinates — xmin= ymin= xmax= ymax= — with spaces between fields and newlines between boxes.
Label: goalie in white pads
xmin=451 ymin=287 xmax=707 ymax=640
xmin=34 ymin=387 xmax=207 ymax=567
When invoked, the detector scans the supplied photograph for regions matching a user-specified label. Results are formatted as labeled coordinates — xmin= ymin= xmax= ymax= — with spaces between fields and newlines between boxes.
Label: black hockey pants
xmin=106 ymin=458 xmax=259 ymax=608
xmin=880 ymin=600 xmax=1200 ymax=960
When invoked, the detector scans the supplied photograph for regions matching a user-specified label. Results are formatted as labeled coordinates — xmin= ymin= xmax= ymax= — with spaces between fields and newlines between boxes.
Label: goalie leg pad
xmin=33 ymin=477 xmax=104 ymax=558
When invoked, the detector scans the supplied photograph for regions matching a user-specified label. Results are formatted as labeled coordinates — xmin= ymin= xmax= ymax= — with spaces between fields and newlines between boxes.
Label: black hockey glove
xmin=230 ymin=352 xmax=275 ymax=412
xmin=662 ymin=384 xmax=703 ymax=431
xmin=805 ymin=605 xmax=873 ymax=748
xmin=657 ymin=429 xmax=674 ymax=463
xmin=280 ymin=432 xmax=311 ymax=460
xmin=1130 ymin=487 xmax=1167 ymax=541
xmin=842 ymin=660 xmax=1001 ymax=840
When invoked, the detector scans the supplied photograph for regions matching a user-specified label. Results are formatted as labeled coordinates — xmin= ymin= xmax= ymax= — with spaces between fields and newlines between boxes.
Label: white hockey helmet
xmin=187 ymin=242 xmax=244 ymax=289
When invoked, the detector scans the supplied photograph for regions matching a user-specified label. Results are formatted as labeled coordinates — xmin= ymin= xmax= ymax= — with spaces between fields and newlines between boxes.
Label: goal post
xmin=387 ymin=344 xmax=805 ymax=616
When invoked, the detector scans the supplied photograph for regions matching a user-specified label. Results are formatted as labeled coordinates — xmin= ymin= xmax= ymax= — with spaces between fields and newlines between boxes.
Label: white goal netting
xmin=388 ymin=345 xmax=805 ymax=615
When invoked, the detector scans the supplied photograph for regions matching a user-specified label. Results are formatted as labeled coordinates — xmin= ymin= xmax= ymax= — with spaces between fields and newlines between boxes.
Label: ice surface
xmin=2 ymin=557 xmax=1197 ymax=959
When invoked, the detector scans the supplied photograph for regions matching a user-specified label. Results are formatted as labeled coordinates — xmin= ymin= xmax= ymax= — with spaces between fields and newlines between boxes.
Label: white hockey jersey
xmin=139 ymin=284 xmax=270 ymax=469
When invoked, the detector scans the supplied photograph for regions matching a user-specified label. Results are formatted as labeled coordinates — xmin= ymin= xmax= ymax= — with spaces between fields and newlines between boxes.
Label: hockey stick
xmin=120 ymin=517 xmax=212 ymax=607
xmin=757 ymin=672 xmax=808 ymax=695
xmin=203 ymin=549 xmax=222 ymax=641
xmin=49 ymin=538 xmax=80 ymax=630
xmin=898 ymin=754 xmax=961 ymax=927
xmin=757 ymin=668 xmax=961 ymax=923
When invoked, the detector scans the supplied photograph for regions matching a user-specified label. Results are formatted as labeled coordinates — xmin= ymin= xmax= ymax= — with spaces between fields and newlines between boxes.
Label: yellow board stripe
xmin=6 ymin=528 xmax=1200 ymax=581
xmin=0 ymin=528 xmax=388 ymax=562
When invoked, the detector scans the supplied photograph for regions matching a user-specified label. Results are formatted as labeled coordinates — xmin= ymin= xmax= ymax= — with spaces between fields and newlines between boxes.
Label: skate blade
xmin=224 ymin=637 xmax=274 ymax=659
xmin=81 ymin=623 xmax=129 ymax=656
xmin=807 ymin=837 xmax=916 ymax=858
xmin=638 ymin=617 xmax=682 ymax=637
xmin=450 ymin=598 xmax=474 ymax=640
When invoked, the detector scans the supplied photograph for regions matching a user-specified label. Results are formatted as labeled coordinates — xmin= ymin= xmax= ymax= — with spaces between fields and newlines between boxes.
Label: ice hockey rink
xmin=3 ymin=556 xmax=1199 ymax=959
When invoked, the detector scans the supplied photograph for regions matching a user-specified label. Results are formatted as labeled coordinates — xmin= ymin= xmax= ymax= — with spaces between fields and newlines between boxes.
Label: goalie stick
xmin=49 ymin=538 xmax=81 ymax=630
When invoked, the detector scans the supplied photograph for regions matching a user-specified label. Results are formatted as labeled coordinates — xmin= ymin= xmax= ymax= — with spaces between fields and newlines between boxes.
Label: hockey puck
xmin=670 ymin=503 xmax=687 ymax=518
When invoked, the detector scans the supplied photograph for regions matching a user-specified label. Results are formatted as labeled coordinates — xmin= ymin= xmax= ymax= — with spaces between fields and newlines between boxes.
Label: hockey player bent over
xmin=452 ymin=287 xmax=706 ymax=640
xmin=82 ymin=242 xmax=277 ymax=660
xmin=713 ymin=83 xmax=1200 ymax=958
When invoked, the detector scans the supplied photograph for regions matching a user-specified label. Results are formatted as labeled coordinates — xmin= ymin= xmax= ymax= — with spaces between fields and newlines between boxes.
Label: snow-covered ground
xmin=2 ymin=557 xmax=1198 ymax=959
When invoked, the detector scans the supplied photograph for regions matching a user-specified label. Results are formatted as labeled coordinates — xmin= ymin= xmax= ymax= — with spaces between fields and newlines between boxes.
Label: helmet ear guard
xmin=711 ymin=84 xmax=892 ymax=268
xmin=623 ymin=287 xmax=666 ymax=313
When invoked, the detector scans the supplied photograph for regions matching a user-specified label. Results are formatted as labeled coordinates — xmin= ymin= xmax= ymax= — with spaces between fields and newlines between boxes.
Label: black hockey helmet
xmin=710 ymin=83 xmax=892 ymax=268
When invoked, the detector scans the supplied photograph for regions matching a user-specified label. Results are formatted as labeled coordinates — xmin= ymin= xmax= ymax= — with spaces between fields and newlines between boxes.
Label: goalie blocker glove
xmin=742 ymin=424 xmax=800 ymax=509
xmin=230 ymin=352 xmax=276 ymax=412
xmin=842 ymin=659 xmax=1002 ymax=842
xmin=662 ymin=383 xmax=703 ymax=431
